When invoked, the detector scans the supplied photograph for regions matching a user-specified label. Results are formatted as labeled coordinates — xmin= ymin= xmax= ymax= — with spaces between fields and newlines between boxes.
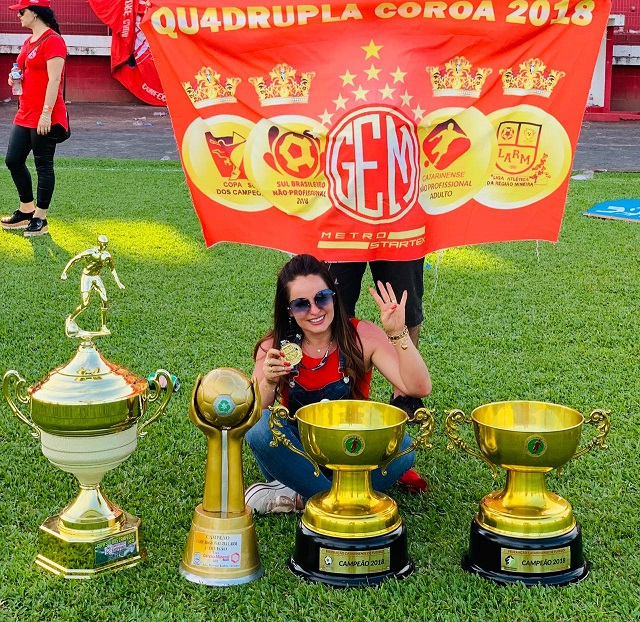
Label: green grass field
xmin=1 ymin=161 xmax=639 ymax=621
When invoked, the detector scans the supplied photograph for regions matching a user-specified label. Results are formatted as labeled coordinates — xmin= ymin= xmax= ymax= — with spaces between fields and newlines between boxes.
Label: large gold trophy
xmin=2 ymin=235 xmax=174 ymax=578
xmin=445 ymin=400 xmax=610 ymax=585
xmin=180 ymin=368 xmax=263 ymax=585
xmin=270 ymin=399 xmax=434 ymax=587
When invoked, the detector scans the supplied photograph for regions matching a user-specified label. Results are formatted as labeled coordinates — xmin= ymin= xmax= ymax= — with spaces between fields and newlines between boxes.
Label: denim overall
xmin=245 ymin=345 xmax=415 ymax=500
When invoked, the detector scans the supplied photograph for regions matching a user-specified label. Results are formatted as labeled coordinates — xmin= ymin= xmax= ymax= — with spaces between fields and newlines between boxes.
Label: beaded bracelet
xmin=387 ymin=325 xmax=409 ymax=350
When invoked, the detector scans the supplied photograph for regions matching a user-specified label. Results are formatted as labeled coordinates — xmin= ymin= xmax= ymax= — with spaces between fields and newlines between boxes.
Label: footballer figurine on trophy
xmin=180 ymin=368 xmax=263 ymax=585
xmin=61 ymin=234 xmax=124 ymax=338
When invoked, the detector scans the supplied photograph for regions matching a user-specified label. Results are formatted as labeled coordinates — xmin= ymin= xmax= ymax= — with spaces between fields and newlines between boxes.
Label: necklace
xmin=303 ymin=337 xmax=332 ymax=353
xmin=299 ymin=340 xmax=333 ymax=372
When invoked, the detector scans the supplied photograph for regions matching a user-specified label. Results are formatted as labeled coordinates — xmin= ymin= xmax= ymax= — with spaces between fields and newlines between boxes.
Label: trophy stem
xmin=58 ymin=484 xmax=125 ymax=533
xmin=303 ymin=468 xmax=401 ymax=538
xmin=330 ymin=469 xmax=376 ymax=513
xmin=502 ymin=470 xmax=554 ymax=511
xmin=478 ymin=470 xmax=575 ymax=537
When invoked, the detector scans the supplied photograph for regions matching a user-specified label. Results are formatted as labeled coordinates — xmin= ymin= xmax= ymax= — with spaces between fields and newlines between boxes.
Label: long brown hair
xmin=254 ymin=254 xmax=367 ymax=399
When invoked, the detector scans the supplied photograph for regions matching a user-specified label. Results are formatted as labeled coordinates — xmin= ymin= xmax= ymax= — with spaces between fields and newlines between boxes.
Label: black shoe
xmin=24 ymin=217 xmax=49 ymax=237
xmin=1 ymin=209 xmax=34 ymax=230
xmin=390 ymin=394 xmax=426 ymax=425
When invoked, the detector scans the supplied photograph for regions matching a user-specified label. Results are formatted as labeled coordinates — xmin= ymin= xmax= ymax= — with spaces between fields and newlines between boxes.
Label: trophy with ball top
xmin=180 ymin=367 xmax=263 ymax=585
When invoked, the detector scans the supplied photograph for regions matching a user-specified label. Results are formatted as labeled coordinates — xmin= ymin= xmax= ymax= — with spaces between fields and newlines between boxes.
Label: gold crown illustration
xmin=182 ymin=66 xmax=241 ymax=108
xmin=500 ymin=58 xmax=565 ymax=98
xmin=425 ymin=56 xmax=492 ymax=98
xmin=248 ymin=63 xmax=315 ymax=106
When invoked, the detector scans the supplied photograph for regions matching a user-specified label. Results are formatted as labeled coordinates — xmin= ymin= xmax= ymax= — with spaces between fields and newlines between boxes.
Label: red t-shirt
xmin=14 ymin=30 xmax=67 ymax=130
xmin=281 ymin=319 xmax=372 ymax=405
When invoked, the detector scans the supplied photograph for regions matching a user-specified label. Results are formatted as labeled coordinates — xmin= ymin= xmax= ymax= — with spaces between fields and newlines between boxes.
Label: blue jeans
xmin=245 ymin=408 xmax=415 ymax=500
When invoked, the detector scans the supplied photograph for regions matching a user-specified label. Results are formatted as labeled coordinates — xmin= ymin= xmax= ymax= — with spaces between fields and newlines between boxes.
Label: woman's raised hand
xmin=368 ymin=280 xmax=407 ymax=336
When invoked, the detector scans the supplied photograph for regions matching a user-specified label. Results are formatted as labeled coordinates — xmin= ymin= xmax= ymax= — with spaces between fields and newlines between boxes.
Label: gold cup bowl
xmin=445 ymin=400 xmax=610 ymax=585
xmin=2 ymin=340 xmax=173 ymax=578
xmin=270 ymin=399 xmax=434 ymax=586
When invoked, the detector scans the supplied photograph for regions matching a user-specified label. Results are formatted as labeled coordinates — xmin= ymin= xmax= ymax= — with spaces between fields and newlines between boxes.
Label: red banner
xmin=141 ymin=1 xmax=610 ymax=260
xmin=89 ymin=0 xmax=166 ymax=105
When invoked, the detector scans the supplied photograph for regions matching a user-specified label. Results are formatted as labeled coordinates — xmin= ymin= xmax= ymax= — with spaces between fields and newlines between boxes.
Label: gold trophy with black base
xmin=270 ymin=399 xmax=434 ymax=587
xmin=445 ymin=401 xmax=610 ymax=586
xmin=180 ymin=368 xmax=263 ymax=585
xmin=2 ymin=236 xmax=174 ymax=578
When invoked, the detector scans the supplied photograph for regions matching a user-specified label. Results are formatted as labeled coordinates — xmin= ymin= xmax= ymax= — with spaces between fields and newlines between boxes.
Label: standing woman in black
xmin=1 ymin=0 xmax=67 ymax=237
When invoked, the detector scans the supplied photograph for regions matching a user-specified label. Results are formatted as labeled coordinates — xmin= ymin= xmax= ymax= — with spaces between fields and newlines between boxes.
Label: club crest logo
xmin=326 ymin=105 xmax=420 ymax=224
xmin=342 ymin=434 xmax=365 ymax=457
xmin=263 ymin=126 xmax=323 ymax=179
xmin=422 ymin=118 xmax=471 ymax=170
xmin=495 ymin=121 xmax=541 ymax=175
xmin=526 ymin=436 xmax=547 ymax=457
xmin=205 ymin=131 xmax=248 ymax=181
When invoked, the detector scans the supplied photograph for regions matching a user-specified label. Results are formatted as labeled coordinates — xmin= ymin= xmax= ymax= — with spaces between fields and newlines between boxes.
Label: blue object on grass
xmin=584 ymin=199 xmax=640 ymax=223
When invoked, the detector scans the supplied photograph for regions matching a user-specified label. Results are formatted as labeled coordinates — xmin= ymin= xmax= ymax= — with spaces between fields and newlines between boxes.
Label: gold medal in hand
xmin=280 ymin=341 xmax=303 ymax=365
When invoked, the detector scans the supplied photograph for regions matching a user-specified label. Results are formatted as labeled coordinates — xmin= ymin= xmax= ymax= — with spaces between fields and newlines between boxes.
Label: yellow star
xmin=352 ymin=85 xmax=369 ymax=101
xmin=364 ymin=64 xmax=382 ymax=81
xmin=412 ymin=105 xmax=425 ymax=121
xmin=379 ymin=84 xmax=395 ymax=100
xmin=390 ymin=67 xmax=407 ymax=83
xmin=333 ymin=93 xmax=349 ymax=110
xmin=339 ymin=70 xmax=357 ymax=86
xmin=319 ymin=109 xmax=334 ymax=125
xmin=362 ymin=40 xmax=383 ymax=60
xmin=400 ymin=90 xmax=413 ymax=106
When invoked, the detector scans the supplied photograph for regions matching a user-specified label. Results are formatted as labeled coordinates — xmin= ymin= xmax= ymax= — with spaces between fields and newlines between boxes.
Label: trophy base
xmin=462 ymin=518 xmax=589 ymax=586
xmin=179 ymin=504 xmax=263 ymax=586
xmin=36 ymin=512 xmax=145 ymax=579
xmin=289 ymin=520 xmax=413 ymax=587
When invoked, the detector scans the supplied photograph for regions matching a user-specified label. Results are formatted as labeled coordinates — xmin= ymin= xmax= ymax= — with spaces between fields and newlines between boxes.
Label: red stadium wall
xmin=611 ymin=65 xmax=640 ymax=111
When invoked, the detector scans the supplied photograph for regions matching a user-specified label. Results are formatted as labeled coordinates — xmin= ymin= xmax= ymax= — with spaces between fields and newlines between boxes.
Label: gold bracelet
xmin=387 ymin=326 xmax=409 ymax=350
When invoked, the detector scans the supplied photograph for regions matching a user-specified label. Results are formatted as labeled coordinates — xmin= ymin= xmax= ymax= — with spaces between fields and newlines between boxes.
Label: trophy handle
xmin=444 ymin=409 xmax=498 ymax=478
xmin=268 ymin=405 xmax=320 ymax=477
xmin=572 ymin=408 xmax=610 ymax=460
xmin=380 ymin=407 xmax=435 ymax=476
xmin=2 ymin=370 xmax=39 ymax=438
xmin=138 ymin=369 xmax=174 ymax=438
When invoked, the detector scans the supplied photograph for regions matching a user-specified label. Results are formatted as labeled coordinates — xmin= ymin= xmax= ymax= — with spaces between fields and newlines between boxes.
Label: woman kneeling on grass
xmin=245 ymin=254 xmax=432 ymax=514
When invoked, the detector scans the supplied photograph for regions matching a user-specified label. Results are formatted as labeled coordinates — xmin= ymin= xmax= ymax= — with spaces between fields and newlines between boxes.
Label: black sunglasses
xmin=19 ymin=9 xmax=26 ymax=15
xmin=288 ymin=289 xmax=335 ymax=316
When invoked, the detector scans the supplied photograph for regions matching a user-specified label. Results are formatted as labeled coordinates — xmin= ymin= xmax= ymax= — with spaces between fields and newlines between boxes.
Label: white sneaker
xmin=245 ymin=480 xmax=300 ymax=515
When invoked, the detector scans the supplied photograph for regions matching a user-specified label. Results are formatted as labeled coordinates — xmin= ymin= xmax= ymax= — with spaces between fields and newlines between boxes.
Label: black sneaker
xmin=24 ymin=217 xmax=48 ymax=237
xmin=1 ymin=209 xmax=34 ymax=230
xmin=390 ymin=394 xmax=426 ymax=425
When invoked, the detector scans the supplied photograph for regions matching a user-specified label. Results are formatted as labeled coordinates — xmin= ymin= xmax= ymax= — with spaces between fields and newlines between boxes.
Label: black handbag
xmin=53 ymin=61 xmax=71 ymax=143
xmin=53 ymin=110 xmax=71 ymax=143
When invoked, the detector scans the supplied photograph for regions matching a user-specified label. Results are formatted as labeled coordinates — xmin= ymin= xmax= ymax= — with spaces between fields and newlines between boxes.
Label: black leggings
xmin=5 ymin=123 xmax=59 ymax=211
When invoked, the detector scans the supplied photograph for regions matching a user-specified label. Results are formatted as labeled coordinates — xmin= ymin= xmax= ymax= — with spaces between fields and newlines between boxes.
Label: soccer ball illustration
xmin=194 ymin=367 xmax=255 ymax=428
